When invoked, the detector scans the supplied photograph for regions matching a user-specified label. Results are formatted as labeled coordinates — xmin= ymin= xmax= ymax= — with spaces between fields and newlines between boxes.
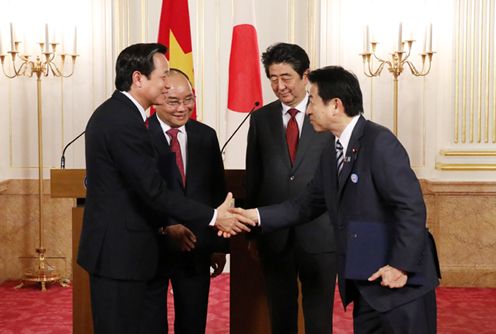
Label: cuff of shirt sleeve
xmin=209 ymin=209 xmax=218 ymax=226
xmin=256 ymin=208 xmax=261 ymax=226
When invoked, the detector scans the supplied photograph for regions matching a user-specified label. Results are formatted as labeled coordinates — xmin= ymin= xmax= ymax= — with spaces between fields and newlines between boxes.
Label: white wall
xmin=0 ymin=0 xmax=113 ymax=180
xmin=320 ymin=0 xmax=496 ymax=180
xmin=0 ymin=0 xmax=494 ymax=182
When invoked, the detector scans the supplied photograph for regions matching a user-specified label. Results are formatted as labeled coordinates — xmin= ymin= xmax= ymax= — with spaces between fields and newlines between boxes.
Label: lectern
xmin=226 ymin=170 xmax=305 ymax=334
xmin=50 ymin=169 xmax=92 ymax=334
xmin=225 ymin=170 xmax=272 ymax=333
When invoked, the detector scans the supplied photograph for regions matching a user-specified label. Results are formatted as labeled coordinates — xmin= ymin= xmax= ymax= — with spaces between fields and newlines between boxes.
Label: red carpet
xmin=1 ymin=275 xmax=495 ymax=333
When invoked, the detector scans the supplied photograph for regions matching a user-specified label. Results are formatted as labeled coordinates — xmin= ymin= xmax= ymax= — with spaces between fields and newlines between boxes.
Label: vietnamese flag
xmin=157 ymin=0 xmax=197 ymax=119
xmin=227 ymin=0 xmax=263 ymax=113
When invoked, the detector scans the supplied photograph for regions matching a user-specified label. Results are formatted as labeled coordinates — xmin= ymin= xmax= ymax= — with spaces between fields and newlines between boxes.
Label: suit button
xmin=353 ymin=234 xmax=358 ymax=238
xmin=289 ymin=175 xmax=295 ymax=181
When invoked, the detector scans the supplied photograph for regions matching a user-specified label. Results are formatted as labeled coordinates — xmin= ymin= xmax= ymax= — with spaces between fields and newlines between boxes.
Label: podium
xmin=225 ymin=170 xmax=272 ymax=333
xmin=226 ymin=170 xmax=306 ymax=333
xmin=50 ymin=169 xmax=92 ymax=334
xmin=50 ymin=169 xmax=298 ymax=334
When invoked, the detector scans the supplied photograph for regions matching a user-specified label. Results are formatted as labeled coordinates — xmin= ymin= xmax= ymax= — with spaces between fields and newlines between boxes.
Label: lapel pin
xmin=350 ymin=173 xmax=359 ymax=184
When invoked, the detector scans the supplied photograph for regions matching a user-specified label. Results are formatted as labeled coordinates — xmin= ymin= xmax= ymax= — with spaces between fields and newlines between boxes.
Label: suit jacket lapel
xmin=184 ymin=121 xmax=197 ymax=191
xmin=113 ymin=91 xmax=145 ymax=124
xmin=149 ymin=115 xmax=170 ymax=154
xmin=149 ymin=115 xmax=184 ymax=190
xmin=338 ymin=116 xmax=366 ymax=197
xmin=292 ymin=115 xmax=312 ymax=170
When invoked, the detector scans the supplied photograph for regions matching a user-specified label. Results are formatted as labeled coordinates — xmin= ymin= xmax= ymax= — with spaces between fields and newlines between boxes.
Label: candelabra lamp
xmin=1 ymin=24 xmax=78 ymax=291
xmin=360 ymin=24 xmax=435 ymax=136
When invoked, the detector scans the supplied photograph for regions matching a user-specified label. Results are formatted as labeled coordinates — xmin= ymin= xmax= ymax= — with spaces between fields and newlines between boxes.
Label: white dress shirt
xmin=336 ymin=115 xmax=361 ymax=158
xmin=281 ymin=94 xmax=308 ymax=136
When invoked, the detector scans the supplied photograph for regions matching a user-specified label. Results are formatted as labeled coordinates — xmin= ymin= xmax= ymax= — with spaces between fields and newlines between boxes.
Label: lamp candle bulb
xmin=45 ymin=24 xmax=49 ymax=52
xmin=363 ymin=25 xmax=370 ymax=53
xmin=397 ymin=22 xmax=403 ymax=51
xmin=10 ymin=23 xmax=15 ymax=51
xmin=73 ymin=26 xmax=77 ymax=54
xmin=428 ymin=23 xmax=433 ymax=52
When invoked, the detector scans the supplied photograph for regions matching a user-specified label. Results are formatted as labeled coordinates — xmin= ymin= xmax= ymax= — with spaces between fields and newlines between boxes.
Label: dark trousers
xmin=89 ymin=274 xmax=148 ymax=334
xmin=141 ymin=257 xmax=211 ymax=334
xmin=353 ymin=289 xmax=437 ymax=334
xmin=260 ymin=246 xmax=337 ymax=334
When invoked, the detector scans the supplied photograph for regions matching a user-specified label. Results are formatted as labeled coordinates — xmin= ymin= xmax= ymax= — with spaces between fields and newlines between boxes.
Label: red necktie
xmin=286 ymin=108 xmax=299 ymax=165
xmin=166 ymin=128 xmax=186 ymax=186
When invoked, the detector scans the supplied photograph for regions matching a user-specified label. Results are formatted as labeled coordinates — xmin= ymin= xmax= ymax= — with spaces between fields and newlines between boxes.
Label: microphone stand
xmin=60 ymin=130 xmax=85 ymax=169
xmin=221 ymin=102 xmax=260 ymax=155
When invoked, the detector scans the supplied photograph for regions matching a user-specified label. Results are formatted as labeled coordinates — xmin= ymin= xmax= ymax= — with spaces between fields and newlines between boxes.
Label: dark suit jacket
xmin=77 ymin=91 xmax=214 ymax=281
xmin=148 ymin=114 xmax=228 ymax=266
xmin=246 ymin=100 xmax=335 ymax=254
xmin=259 ymin=116 xmax=440 ymax=312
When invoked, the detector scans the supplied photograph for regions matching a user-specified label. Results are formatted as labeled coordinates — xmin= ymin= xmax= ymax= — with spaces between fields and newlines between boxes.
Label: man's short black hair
xmin=115 ymin=43 xmax=168 ymax=91
xmin=308 ymin=66 xmax=363 ymax=117
xmin=261 ymin=43 xmax=310 ymax=78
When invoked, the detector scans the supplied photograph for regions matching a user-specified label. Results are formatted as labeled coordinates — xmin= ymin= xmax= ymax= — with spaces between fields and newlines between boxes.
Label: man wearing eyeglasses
xmin=141 ymin=68 xmax=228 ymax=334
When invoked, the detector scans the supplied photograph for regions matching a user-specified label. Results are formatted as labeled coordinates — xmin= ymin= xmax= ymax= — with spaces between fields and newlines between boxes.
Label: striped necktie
xmin=336 ymin=139 xmax=344 ymax=174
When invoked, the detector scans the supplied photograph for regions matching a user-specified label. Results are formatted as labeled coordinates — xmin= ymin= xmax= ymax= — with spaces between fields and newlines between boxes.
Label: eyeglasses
xmin=165 ymin=96 xmax=195 ymax=108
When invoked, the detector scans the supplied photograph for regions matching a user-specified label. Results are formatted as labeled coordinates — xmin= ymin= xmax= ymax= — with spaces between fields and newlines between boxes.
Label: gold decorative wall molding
xmin=436 ymin=163 xmax=496 ymax=171
xmin=454 ymin=0 xmax=495 ymax=144
xmin=440 ymin=150 xmax=496 ymax=157
xmin=437 ymin=149 xmax=496 ymax=170
xmin=288 ymin=0 xmax=296 ymax=43
xmin=307 ymin=0 xmax=318 ymax=67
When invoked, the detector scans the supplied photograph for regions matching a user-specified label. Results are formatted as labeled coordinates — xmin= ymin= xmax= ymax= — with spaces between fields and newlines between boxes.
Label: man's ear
xmin=330 ymin=98 xmax=344 ymax=116
xmin=334 ymin=98 xmax=344 ymax=111
xmin=132 ymin=70 xmax=142 ymax=88
xmin=302 ymin=69 xmax=310 ymax=80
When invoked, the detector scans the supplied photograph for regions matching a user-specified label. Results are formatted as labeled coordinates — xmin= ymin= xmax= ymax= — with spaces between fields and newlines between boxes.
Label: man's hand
xmin=229 ymin=207 xmax=259 ymax=224
xmin=210 ymin=253 xmax=226 ymax=278
xmin=162 ymin=224 xmax=197 ymax=251
xmin=215 ymin=193 xmax=256 ymax=238
xmin=368 ymin=265 xmax=408 ymax=288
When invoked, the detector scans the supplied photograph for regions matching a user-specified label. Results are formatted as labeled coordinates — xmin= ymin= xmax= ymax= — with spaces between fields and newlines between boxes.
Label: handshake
xmin=214 ymin=192 xmax=259 ymax=238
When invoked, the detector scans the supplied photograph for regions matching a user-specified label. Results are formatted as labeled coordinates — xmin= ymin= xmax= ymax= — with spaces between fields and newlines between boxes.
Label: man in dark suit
xmin=78 ymin=43 xmax=253 ymax=334
xmin=246 ymin=43 xmax=337 ymax=334
xmin=235 ymin=66 xmax=440 ymax=333
xmin=141 ymin=69 xmax=228 ymax=334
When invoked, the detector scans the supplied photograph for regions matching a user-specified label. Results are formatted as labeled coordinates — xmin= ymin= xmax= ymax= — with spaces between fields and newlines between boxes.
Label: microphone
xmin=221 ymin=101 xmax=260 ymax=155
xmin=60 ymin=130 xmax=85 ymax=169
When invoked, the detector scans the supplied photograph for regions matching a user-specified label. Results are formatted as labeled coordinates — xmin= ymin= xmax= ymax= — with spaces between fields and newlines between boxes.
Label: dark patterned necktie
xmin=167 ymin=128 xmax=186 ymax=186
xmin=286 ymin=108 xmax=299 ymax=165
xmin=336 ymin=139 xmax=344 ymax=174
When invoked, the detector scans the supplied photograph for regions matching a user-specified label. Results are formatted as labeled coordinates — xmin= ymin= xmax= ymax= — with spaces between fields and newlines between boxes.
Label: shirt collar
xmin=121 ymin=91 xmax=147 ymax=122
xmin=281 ymin=94 xmax=309 ymax=115
xmin=336 ymin=115 xmax=361 ymax=154
xmin=156 ymin=115 xmax=187 ymax=136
